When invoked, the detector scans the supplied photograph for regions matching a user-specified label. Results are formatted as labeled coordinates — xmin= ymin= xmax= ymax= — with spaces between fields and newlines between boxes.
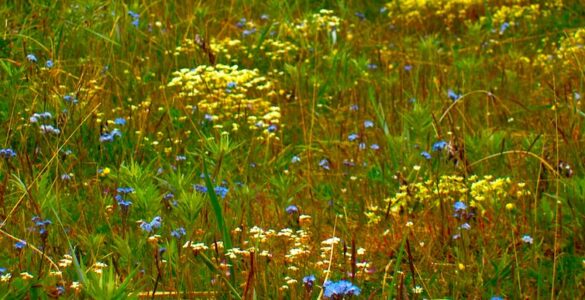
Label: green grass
xmin=0 ymin=0 xmax=585 ymax=299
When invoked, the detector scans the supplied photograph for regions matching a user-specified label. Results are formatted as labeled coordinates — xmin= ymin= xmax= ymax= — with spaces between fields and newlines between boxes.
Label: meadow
xmin=0 ymin=0 xmax=584 ymax=299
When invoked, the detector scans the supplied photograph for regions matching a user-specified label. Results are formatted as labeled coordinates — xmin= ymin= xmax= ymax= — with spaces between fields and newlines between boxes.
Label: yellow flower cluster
xmin=167 ymin=64 xmax=281 ymax=137
xmin=384 ymin=174 xmax=530 ymax=214
xmin=533 ymin=28 xmax=585 ymax=79
xmin=384 ymin=0 xmax=485 ymax=29
xmin=490 ymin=3 xmax=548 ymax=29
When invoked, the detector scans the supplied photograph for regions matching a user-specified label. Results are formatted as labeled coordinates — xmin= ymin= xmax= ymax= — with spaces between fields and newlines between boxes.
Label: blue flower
xmin=100 ymin=129 xmax=122 ymax=142
xmin=404 ymin=64 xmax=413 ymax=71
xmin=349 ymin=104 xmax=359 ymax=111
xmin=226 ymin=81 xmax=237 ymax=89
xmin=460 ymin=223 xmax=471 ymax=230
xmin=370 ymin=144 xmax=380 ymax=150
xmin=291 ymin=155 xmax=301 ymax=164
xmin=367 ymin=63 xmax=378 ymax=70
xmin=303 ymin=274 xmax=316 ymax=288
xmin=171 ymin=227 xmax=186 ymax=239
xmin=448 ymin=89 xmax=461 ymax=101
xmin=39 ymin=124 xmax=61 ymax=135
xmin=267 ymin=124 xmax=278 ymax=133
xmin=286 ymin=205 xmax=299 ymax=214
xmin=214 ymin=186 xmax=229 ymax=199
xmin=521 ymin=235 xmax=533 ymax=244
xmin=453 ymin=201 xmax=467 ymax=212
xmin=128 ymin=11 xmax=140 ymax=27
xmin=319 ymin=159 xmax=331 ymax=170
xmin=26 ymin=54 xmax=37 ymax=63
xmin=364 ymin=120 xmax=374 ymax=128
xmin=140 ymin=216 xmax=162 ymax=233
xmin=432 ymin=140 xmax=448 ymax=152
xmin=117 ymin=199 xmax=132 ymax=208
xmin=323 ymin=280 xmax=361 ymax=298
xmin=45 ymin=60 xmax=54 ymax=68
xmin=117 ymin=187 xmax=135 ymax=194
xmin=0 ymin=267 xmax=6 ymax=274
xmin=354 ymin=12 xmax=365 ymax=20
xmin=63 ymin=95 xmax=78 ymax=104
xmin=242 ymin=28 xmax=256 ymax=37
xmin=499 ymin=22 xmax=510 ymax=34
xmin=56 ymin=286 xmax=65 ymax=296
xmin=236 ymin=18 xmax=247 ymax=28
xmin=140 ymin=222 xmax=152 ymax=232
xmin=421 ymin=151 xmax=431 ymax=160
xmin=490 ymin=297 xmax=504 ymax=300
xmin=194 ymin=184 xmax=207 ymax=193
xmin=114 ymin=117 xmax=126 ymax=125
xmin=14 ymin=240 xmax=27 ymax=249
xmin=0 ymin=148 xmax=16 ymax=159
xmin=348 ymin=133 xmax=359 ymax=142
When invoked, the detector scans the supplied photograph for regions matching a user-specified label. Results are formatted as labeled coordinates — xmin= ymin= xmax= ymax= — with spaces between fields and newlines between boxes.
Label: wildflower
xmin=260 ymin=14 xmax=269 ymax=21
xmin=413 ymin=285 xmax=423 ymax=294
xmin=574 ymin=92 xmax=581 ymax=101
xmin=364 ymin=120 xmax=374 ymax=128
xmin=359 ymin=143 xmax=366 ymax=150
xmin=354 ymin=12 xmax=365 ymax=20
xmin=291 ymin=155 xmax=301 ymax=164
xmin=521 ymin=235 xmax=533 ymax=244
xmin=39 ymin=125 xmax=61 ymax=135
xmin=14 ymin=240 xmax=26 ymax=250
xmin=128 ymin=11 xmax=140 ymax=27
xmin=323 ymin=280 xmax=361 ymax=298
xmin=348 ymin=133 xmax=359 ymax=142
xmin=370 ymin=144 xmax=380 ymax=150
xmin=140 ymin=216 xmax=162 ymax=233
xmin=404 ymin=64 xmax=412 ymax=71
xmin=117 ymin=187 xmax=134 ymax=194
xmin=63 ymin=95 xmax=78 ymax=104
xmin=214 ymin=186 xmax=229 ymax=199
xmin=32 ymin=216 xmax=51 ymax=235
xmin=0 ymin=273 xmax=11 ymax=282
xmin=448 ymin=89 xmax=461 ymax=101
xmin=367 ymin=63 xmax=378 ymax=70
xmin=236 ymin=18 xmax=247 ymax=28
xmin=432 ymin=140 xmax=448 ymax=151
xmin=0 ymin=148 xmax=16 ymax=159
xmin=453 ymin=201 xmax=467 ymax=212
xmin=421 ymin=151 xmax=431 ymax=160
xmin=286 ymin=205 xmax=299 ymax=214
xmin=26 ymin=54 xmax=37 ymax=63
xmin=303 ymin=274 xmax=316 ymax=288
xmin=158 ymin=247 xmax=167 ymax=255
xmin=267 ymin=124 xmax=278 ymax=133
xmin=349 ymin=104 xmax=359 ymax=111
xmin=99 ymin=167 xmax=111 ymax=177
xmin=61 ymin=173 xmax=72 ymax=181
xmin=0 ymin=268 xmax=5 ymax=274
xmin=171 ymin=227 xmax=186 ymax=239
xmin=194 ymin=184 xmax=207 ymax=193
xmin=491 ymin=297 xmax=504 ymax=300
xmin=499 ymin=22 xmax=510 ymax=35
xmin=319 ymin=159 xmax=331 ymax=170
xmin=176 ymin=155 xmax=186 ymax=161
xmin=114 ymin=117 xmax=126 ymax=125
xmin=242 ymin=28 xmax=256 ymax=37
xmin=56 ymin=286 xmax=65 ymax=296
xmin=100 ymin=129 xmax=122 ymax=142
xmin=45 ymin=60 xmax=54 ymax=68
xmin=460 ymin=223 xmax=471 ymax=230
